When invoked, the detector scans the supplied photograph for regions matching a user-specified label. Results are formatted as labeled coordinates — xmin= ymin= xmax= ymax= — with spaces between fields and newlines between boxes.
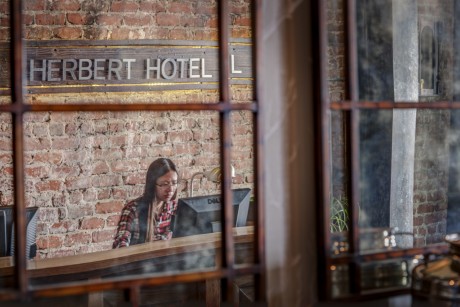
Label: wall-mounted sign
xmin=0 ymin=39 xmax=252 ymax=94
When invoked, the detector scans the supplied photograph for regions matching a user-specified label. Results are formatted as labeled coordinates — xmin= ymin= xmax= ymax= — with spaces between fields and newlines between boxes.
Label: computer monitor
xmin=172 ymin=188 xmax=251 ymax=238
xmin=0 ymin=206 xmax=39 ymax=260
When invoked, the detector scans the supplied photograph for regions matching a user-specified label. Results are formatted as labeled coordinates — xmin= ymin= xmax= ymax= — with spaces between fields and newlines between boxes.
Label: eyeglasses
xmin=155 ymin=181 xmax=178 ymax=188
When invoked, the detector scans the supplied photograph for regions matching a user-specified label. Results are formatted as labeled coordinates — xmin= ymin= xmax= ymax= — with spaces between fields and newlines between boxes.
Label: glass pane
xmin=0 ymin=113 xmax=14 ymax=290
xmin=24 ymin=0 xmax=225 ymax=104
xmin=0 ymin=0 xmax=10 ymax=103
xmin=330 ymin=110 xmax=350 ymax=255
xmin=360 ymin=109 xmax=452 ymax=251
xmin=360 ymin=259 xmax=411 ymax=293
xmin=231 ymin=111 xmax=255 ymax=267
xmin=22 ymin=111 xmax=225 ymax=287
xmin=230 ymin=0 xmax=254 ymax=103
xmin=104 ymin=282 xmax=208 ymax=306
xmin=356 ymin=1 xmax=458 ymax=103
xmin=330 ymin=264 xmax=349 ymax=299
xmin=330 ymin=109 xmax=460 ymax=253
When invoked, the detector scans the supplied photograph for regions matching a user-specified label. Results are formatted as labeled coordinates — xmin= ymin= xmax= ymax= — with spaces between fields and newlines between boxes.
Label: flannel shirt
xmin=112 ymin=198 xmax=178 ymax=248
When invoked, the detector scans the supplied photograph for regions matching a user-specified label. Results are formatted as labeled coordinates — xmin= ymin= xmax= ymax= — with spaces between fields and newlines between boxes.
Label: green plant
xmin=330 ymin=196 xmax=349 ymax=233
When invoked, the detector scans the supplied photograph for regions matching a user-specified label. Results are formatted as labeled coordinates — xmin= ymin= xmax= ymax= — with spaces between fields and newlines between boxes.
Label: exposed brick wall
xmin=0 ymin=0 xmax=254 ymax=258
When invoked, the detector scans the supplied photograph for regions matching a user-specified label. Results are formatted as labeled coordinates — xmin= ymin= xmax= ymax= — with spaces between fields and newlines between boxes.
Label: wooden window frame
xmin=317 ymin=0 xmax=452 ymax=301
xmin=0 ymin=0 xmax=266 ymax=304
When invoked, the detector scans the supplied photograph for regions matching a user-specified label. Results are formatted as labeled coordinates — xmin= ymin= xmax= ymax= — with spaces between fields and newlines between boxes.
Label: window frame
xmin=317 ymin=0 xmax=452 ymax=301
xmin=0 ymin=0 xmax=266 ymax=304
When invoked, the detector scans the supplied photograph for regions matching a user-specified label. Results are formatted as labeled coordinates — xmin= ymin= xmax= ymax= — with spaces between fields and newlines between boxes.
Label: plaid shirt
xmin=112 ymin=198 xmax=178 ymax=248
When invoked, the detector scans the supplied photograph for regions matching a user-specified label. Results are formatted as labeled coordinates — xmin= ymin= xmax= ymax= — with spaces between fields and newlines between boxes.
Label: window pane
xmin=23 ymin=0 xmax=224 ymax=104
xmin=231 ymin=110 xmax=255 ymax=267
xmin=0 ymin=112 xmax=14 ymax=290
xmin=0 ymin=0 xmax=10 ymax=103
xmin=230 ymin=0 xmax=254 ymax=104
xmin=330 ymin=108 xmax=458 ymax=254
xmin=356 ymin=1 xmax=456 ymax=102
xmin=21 ymin=111 xmax=228 ymax=287
xmin=360 ymin=109 xmax=451 ymax=251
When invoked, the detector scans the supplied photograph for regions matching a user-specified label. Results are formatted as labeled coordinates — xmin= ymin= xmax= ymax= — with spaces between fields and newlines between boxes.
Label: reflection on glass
xmin=0 ymin=113 xmax=14 ymax=290
xmin=0 ymin=0 xmax=10 ymax=104
xmin=104 ymin=283 xmax=208 ymax=306
xmin=231 ymin=111 xmax=255 ymax=267
xmin=330 ymin=264 xmax=349 ymax=299
xmin=21 ymin=0 xmax=255 ymax=104
xmin=330 ymin=109 xmax=460 ymax=253
xmin=356 ymin=1 xmax=457 ymax=101
xmin=360 ymin=259 xmax=411 ymax=292
xmin=330 ymin=110 xmax=350 ymax=255
xmin=14 ymin=110 xmax=255 ymax=288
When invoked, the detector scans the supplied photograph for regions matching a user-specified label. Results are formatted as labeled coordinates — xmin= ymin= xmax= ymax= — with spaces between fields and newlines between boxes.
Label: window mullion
xmin=345 ymin=0 xmax=362 ymax=295
xmin=10 ymin=0 xmax=28 ymax=294
xmin=217 ymin=0 xmax=235 ymax=302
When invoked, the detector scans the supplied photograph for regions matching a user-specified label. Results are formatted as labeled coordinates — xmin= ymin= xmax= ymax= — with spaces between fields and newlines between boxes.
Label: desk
xmin=0 ymin=226 xmax=254 ymax=306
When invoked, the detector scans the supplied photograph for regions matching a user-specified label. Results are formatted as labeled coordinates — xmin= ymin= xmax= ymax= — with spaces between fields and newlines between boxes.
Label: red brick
xmin=92 ymin=161 xmax=110 ymax=175
xmin=24 ymin=0 xmax=46 ymax=11
xmin=32 ymin=152 xmax=62 ymax=164
xmin=97 ymin=188 xmax=111 ymax=200
xmin=111 ymin=1 xmax=139 ymax=12
xmin=139 ymin=1 xmax=165 ymax=12
xmin=156 ymin=12 xmax=180 ymax=26
xmin=168 ymin=131 xmax=193 ymax=143
xmin=168 ymin=2 xmax=193 ymax=13
xmin=50 ymin=0 xmax=81 ymax=11
xmin=96 ymin=14 xmax=122 ymax=26
xmin=107 ymin=214 xmax=121 ymax=227
xmin=64 ymin=232 xmax=92 ymax=247
xmin=65 ymin=176 xmax=92 ymax=190
xmin=49 ymin=221 xmax=77 ymax=234
xmin=80 ymin=217 xmax=104 ymax=230
xmin=67 ymin=13 xmax=93 ymax=25
xmin=36 ymin=235 xmax=63 ymax=249
xmin=181 ymin=16 xmax=206 ymax=27
xmin=0 ymin=16 xmax=10 ymax=27
xmin=124 ymin=173 xmax=144 ymax=185
xmin=25 ymin=166 xmax=48 ymax=178
xmin=123 ymin=14 xmax=152 ymax=26
xmin=0 ymin=139 xmax=11 ymax=151
xmin=92 ymin=229 xmax=115 ymax=243
xmin=110 ymin=28 xmax=131 ymax=40
xmin=36 ymin=13 xmax=66 ymax=26
xmin=95 ymin=201 xmax=124 ymax=214
xmin=35 ymin=180 xmax=62 ymax=192
xmin=0 ymin=28 xmax=10 ymax=41
xmin=54 ymin=27 xmax=82 ymax=39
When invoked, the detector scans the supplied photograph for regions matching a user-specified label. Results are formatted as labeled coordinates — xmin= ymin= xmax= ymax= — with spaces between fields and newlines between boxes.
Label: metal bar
xmin=251 ymin=0 xmax=266 ymax=302
xmin=331 ymin=100 xmax=457 ymax=109
xmin=316 ymin=0 xmax=333 ymax=301
xmin=10 ymin=0 xmax=28 ymax=295
xmin=0 ymin=102 xmax=258 ymax=113
xmin=218 ymin=0 xmax=235 ymax=303
xmin=327 ymin=243 xmax=448 ymax=265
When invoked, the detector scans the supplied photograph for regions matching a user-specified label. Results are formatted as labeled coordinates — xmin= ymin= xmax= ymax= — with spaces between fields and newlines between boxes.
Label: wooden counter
xmin=0 ymin=226 xmax=254 ymax=306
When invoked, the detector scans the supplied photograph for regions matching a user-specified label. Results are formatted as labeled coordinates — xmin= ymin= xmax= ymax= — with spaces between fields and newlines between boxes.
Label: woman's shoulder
xmin=122 ymin=197 xmax=145 ymax=212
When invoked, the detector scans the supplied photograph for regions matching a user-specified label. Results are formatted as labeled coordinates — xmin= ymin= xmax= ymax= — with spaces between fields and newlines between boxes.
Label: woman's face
xmin=155 ymin=170 xmax=178 ymax=202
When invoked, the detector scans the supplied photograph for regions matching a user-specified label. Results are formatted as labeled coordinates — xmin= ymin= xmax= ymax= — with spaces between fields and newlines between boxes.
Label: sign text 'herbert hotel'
xmin=15 ymin=40 xmax=252 ymax=94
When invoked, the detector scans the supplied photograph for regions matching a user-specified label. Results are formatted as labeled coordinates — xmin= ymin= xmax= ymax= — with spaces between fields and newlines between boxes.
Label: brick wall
xmin=0 ymin=0 xmax=254 ymax=258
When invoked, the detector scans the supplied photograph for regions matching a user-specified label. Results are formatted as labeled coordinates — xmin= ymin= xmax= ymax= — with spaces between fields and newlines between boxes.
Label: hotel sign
xmin=0 ymin=39 xmax=252 ymax=94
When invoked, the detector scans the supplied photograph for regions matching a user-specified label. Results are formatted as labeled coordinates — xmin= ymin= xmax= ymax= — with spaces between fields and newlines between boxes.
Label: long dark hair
xmin=141 ymin=158 xmax=178 ymax=204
